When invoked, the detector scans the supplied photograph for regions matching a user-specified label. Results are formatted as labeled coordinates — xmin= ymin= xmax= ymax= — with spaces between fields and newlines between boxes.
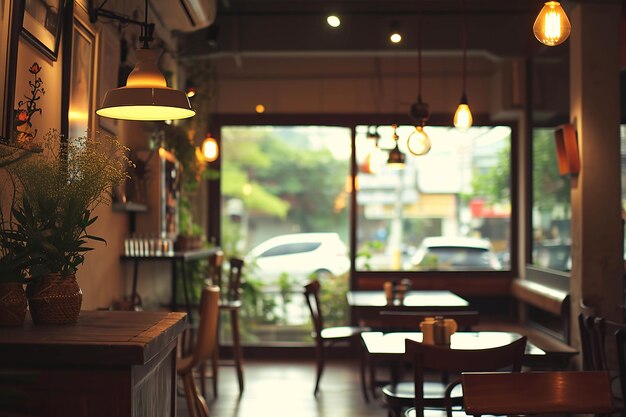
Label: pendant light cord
xmin=417 ymin=14 xmax=422 ymax=100
xmin=141 ymin=0 xmax=150 ymax=49
xmin=461 ymin=0 xmax=467 ymax=97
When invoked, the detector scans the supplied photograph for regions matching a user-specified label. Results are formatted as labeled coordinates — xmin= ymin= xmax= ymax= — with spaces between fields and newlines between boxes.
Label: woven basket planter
xmin=27 ymin=273 xmax=82 ymax=324
xmin=0 ymin=282 xmax=27 ymax=326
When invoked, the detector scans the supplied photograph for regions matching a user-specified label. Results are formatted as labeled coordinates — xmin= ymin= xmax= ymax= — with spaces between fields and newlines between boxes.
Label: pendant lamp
xmin=387 ymin=124 xmax=406 ymax=169
xmin=95 ymin=0 xmax=195 ymax=121
xmin=201 ymin=133 xmax=219 ymax=162
xmin=454 ymin=2 xmax=472 ymax=130
xmin=533 ymin=1 xmax=571 ymax=46
xmin=407 ymin=15 xmax=431 ymax=156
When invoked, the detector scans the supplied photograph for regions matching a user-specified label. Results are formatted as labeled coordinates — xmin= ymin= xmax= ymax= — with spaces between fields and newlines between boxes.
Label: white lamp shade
xmin=96 ymin=49 xmax=195 ymax=121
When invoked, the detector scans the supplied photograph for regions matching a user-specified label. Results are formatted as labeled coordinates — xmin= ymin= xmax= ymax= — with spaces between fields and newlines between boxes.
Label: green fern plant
xmin=7 ymin=129 xmax=132 ymax=279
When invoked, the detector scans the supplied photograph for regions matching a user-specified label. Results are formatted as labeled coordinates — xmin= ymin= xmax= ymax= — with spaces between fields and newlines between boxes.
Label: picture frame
xmin=67 ymin=17 xmax=96 ymax=140
xmin=1 ymin=0 xmax=25 ymax=141
xmin=21 ymin=0 xmax=67 ymax=61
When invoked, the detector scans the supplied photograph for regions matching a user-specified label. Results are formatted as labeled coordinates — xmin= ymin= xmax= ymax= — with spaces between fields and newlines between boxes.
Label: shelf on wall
xmin=112 ymin=202 xmax=148 ymax=213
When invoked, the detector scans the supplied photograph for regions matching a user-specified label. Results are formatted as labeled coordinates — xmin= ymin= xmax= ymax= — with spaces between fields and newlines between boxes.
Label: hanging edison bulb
xmin=454 ymin=94 xmax=473 ymax=129
xmin=387 ymin=124 xmax=406 ymax=169
xmin=406 ymin=126 xmax=431 ymax=156
xmin=533 ymin=1 xmax=571 ymax=47
xmin=201 ymin=134 xmax=219 ymax=162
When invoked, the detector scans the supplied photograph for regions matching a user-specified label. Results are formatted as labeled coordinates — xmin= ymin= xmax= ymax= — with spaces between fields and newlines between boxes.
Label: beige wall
xmin=7 ymin=0 xmax=181 ymax=310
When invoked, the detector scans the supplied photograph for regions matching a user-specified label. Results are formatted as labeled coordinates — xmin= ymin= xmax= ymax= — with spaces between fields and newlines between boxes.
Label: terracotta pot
xmin=0 ymin=282 xmax=27 ymax=326
xmin=27 ymin=273 xmax=82 ymax=325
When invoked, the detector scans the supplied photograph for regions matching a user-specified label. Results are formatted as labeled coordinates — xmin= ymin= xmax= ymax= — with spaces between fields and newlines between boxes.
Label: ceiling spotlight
xmin=255 ymin=104 xmax=265 ymax=113
xmin=327 ymin=15 xmax=341 ymax=28
xmin=390 ymin=32 xmax=402 ymax=44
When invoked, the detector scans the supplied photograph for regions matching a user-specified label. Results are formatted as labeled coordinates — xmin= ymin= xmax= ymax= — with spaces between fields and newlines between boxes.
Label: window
xmin=355 ymin=124 xmax=513 ymax=272
xmin=531 ymin=128 xmax=571 ymax=273
xmin=220 ymin=125 xmax=351 ymax=344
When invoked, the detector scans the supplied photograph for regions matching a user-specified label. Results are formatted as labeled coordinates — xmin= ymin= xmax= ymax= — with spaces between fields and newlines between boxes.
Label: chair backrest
xmin=615 ymin=329 xmax=626 ymax=403
xmin=304 ymin=280 xmax=323 ymax=337
xmin=191 ymin=286 xmax=220 ymax=366
xmin=207 ymin=250 xmax=224 ymax=287
xmin=406 ymin=336 xmax=527 ymax=417
xmin=593 ymin=317 xmax=626 ymax=371
xmin=461 ymin=371 xmax=614 ymax=416
xmin=379 ymin=310 xmax=479 ymax=331
xmin=225 ymin=257 xmax=244 ymax=301
xmin=578 ymin=312 xmax=596 ymax=370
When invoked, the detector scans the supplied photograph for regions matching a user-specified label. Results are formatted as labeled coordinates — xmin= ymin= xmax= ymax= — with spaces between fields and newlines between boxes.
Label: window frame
xmin=209 ymin=114 xmax=520 ymax=289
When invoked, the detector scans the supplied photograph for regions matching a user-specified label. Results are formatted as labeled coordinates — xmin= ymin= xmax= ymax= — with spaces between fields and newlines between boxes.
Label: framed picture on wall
xmin=1 ymin=0 xmax=25 ymax=141
xmin=67 ymin=18 xmax=95 ymax=139
xmin=21 ymin=0 xmax=67 ymax=61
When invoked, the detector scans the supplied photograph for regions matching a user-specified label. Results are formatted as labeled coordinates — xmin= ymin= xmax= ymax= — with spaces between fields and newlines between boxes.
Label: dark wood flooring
xmin=176 ymin=359 xmax=387 ymax=417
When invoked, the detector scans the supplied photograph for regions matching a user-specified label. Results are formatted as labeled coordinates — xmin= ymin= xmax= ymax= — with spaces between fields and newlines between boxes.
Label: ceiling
xmin=178 ymin=0 xmax=569 ymax=60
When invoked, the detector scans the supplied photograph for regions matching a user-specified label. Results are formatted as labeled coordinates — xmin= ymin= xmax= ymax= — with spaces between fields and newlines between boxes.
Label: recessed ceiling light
xmin=255 ymin=104 xmax=265 ymax=113
xmin=390 ymin=32 xmax=402 ymax=44
xmin=327 ymin=15 xmax=341 ymax=28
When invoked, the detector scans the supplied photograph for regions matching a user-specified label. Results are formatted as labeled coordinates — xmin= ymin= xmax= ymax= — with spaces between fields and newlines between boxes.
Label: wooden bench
xmin=474 ymin=279 xmax=577 ymax=369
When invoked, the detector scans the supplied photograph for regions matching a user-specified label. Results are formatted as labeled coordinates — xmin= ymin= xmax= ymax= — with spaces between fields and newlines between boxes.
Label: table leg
xmin=230 ymin=308 xmax=244 ymax=393
xmin=181 ymin=260 xmax=193 ymax=325
xmin=359 ymin=337 xmax=370 ymax=403
xmin=131 ymin=259 xmax=139 ymax=310
xmin=171 ymin=260 xmax=178 ymax=313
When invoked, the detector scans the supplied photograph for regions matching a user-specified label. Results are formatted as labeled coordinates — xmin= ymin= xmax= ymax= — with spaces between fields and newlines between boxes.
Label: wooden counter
xmin=0 ymin=310 xmax=186 ymax=417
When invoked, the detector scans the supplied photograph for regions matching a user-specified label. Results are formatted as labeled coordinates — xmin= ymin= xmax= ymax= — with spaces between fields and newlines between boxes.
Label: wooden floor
xmin=176 ymin=358 xmax=387 ymax=417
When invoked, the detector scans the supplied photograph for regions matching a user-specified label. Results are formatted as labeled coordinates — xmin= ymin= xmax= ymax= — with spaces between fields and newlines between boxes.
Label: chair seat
xmin=383 ymin=381 xmax=463 ymax=408
xmin=383 ymin=381 xmax=463 ymax=400
xmin=320 ymin=325 xmax=369 ymax=340
xmin=177 ymin=355 xmax=194 ymax=374
xmin=219 ymin=300 xmax=242 ymax=310
xmin=405 ymin=407 xmax=470 ymax=417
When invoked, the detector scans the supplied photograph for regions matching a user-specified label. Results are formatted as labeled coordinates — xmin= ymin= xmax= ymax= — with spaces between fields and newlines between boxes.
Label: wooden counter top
xmin=0 ymin=310 xmax=186 ymax=367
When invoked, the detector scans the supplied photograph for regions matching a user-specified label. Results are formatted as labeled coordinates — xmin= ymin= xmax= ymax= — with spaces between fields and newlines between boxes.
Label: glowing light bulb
xmin=406 ymin=126 xmax=431 ymax=156
xmin=533 ymin=1 xmax=571 ymax=46
xmin=255 ymin=104 xmax=265 ymax=113
xmin=390 ymin=32 xmax=402 ymax=44
xmin=327 ymin=15 xmax=341 ymax=28
xmin=201 ymin=135 xmax=219 ymax=162
xmin=454 ymin=103 xmax=473 ymax=129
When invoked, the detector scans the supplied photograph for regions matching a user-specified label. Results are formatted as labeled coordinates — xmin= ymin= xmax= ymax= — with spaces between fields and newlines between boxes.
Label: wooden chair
xmin=207 ymin=250 xmax=224 ymax=287
xmin=304 ymin=279 xmax=370 ymax=397
xmin=199 ymin=256 xmax=245 ymax=397
xmin=177 ymin=286 xmax=220 ymax=417
xmin=393 ymin=336 xmax=527 ymax=417
xmin=578 ymin=312 xmax=597 ymax=370
xmin=379 ymin=311 xmax=480 ymax=332
xmin=461 ymin=371 xmax=614 ymax=416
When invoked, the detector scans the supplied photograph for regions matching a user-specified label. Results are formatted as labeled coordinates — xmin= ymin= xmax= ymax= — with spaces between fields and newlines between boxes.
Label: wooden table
xmin=121 ymin=247 xmax=220 ymax=322
xmin=0 ymin=310 xmax=186 ymax=417
xmin=347 ymin=290 xmax=470 ymax=325
xmin=360 ymin=331 xmax=546 ymax=398
xmin=461 ymin=371 xmax=614 ymax=415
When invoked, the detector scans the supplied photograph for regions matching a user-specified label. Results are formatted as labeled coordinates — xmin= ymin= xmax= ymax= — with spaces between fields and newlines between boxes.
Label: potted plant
xmin=8 ymin=129 xmax=131 ymax=324
xmin=0 ymin=223 xmax=35 ymax=326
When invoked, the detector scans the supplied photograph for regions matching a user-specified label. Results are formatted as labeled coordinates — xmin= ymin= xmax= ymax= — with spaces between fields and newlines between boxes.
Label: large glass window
xmin=531 ymin=128 xmax=571 ymax=272
xmin=355 ymin=125 xmax=512 ymax=272
xmin=220 ymin=126 xmax=351 ymax=344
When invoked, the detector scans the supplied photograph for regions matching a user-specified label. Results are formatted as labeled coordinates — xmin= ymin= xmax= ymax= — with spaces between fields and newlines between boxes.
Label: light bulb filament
xmin=544 ymin=10 xmax=561 ymax=43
